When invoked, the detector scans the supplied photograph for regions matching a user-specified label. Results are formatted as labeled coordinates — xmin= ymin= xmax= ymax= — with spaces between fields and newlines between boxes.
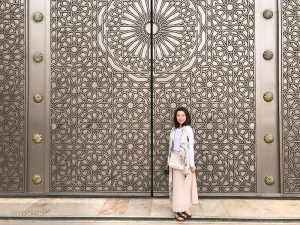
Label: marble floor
xmin=0 ymin=198 xmax=300 ymax=224
xmin=1 ymin=222 xmax=300 ymax=225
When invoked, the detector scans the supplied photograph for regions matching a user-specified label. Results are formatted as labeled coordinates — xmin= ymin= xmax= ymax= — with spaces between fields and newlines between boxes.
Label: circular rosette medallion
xmin=99 ymin=0 xmax=206 ymax=79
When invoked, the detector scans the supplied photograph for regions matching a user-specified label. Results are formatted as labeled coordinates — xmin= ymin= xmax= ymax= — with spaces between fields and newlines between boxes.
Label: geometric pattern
xmin=282 ymin=0 xmax=300 ymax=194
xmin=50 ymin=0 xmax=151 ymax=192
xmin=0 ymin=0 xmax=25 ymax=192
xmin=154 ymin=0 xmax=256 ymax=193
xmin=99 ymin=0 xmax=205 ymax=79
xmin=51 ymin=0 xmax=256 ymax=193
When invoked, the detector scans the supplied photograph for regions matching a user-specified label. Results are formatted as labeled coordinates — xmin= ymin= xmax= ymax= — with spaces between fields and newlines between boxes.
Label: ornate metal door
xmin=0 ymin=0 xmax=300 ymax=197
xmin=152 ymin=0 xmax=257 ymax=194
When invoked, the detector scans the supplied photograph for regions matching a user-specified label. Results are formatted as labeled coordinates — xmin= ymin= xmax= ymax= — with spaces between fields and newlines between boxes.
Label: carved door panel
xmin=152 ymin=0 xmax=257 ymax=194
xmin=48 ymin=0 xmax=152 ymax=194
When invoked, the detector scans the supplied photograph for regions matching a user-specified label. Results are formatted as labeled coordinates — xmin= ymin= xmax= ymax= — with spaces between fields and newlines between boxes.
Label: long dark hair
xmin=173 ymin=107 xmax=191 ymax=128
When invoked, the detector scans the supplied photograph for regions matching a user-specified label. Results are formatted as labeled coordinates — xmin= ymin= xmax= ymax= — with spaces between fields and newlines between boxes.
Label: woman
xmin=166 ymin=107 xmax=198 ymax=221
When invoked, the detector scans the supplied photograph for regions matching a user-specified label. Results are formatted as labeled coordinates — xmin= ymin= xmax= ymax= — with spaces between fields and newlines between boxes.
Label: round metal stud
xmin=263 ymin=9 xmax=273 ymax=19
xmin=32 ymin=175 xmax=42 ymax=185
xmin=265 ymin=175 xmax=275 ymax=186
xmin=263 ymin=51 xmax=273 ymax=60
xmin=264 ymin=134 xmax=274 ymax=144
xmin=263 ymin=92 xmax=274 ymax=102
xmin=33 ymin=93 xmax=43 ymax=103
xmin=33 ymin=12 xmax=43 ymax=22
xmin=33 ymin=134 xmax=43 ymax=144
xmin=33 ymin=53 xmax=43 ymax=63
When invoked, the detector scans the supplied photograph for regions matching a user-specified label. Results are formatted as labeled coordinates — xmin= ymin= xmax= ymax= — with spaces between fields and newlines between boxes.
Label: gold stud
xmin=264 ymin=134 xmax=274 ymax=144
xmin=33 ymin=53 xmax=43 ymax=63
xmin=32 ymin=175 xmax=42 ymax=185
xmin=263 ymin=92 xmax=274 ymax=102
xmin=33 ymin=93 xmax=43 ymax=103
xmin=263 ymin=51 xmax=273 ymax=60
xmin=33 ymin=134 xmax=43 ymax=144
xmin=33 ymin=12 xmax=43 ymax=22
xmin=263 ymin=9 xmax=273 ymax=19
xmin=265 ymin=175 xmax=275 ymax=186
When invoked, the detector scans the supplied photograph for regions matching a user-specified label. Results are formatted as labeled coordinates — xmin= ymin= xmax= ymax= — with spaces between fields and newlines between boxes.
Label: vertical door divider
xmin=150 ymin=0 xmax=154 ymax=197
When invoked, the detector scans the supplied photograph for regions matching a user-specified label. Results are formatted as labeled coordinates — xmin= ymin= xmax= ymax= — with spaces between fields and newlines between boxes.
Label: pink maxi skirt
xmin=171 ymin=151 xmax=199 ymax=212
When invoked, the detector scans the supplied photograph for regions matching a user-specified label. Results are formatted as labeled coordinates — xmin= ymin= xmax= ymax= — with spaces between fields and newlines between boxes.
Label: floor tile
xmin=150 ymin=199 xmax=173 ymax=217
xmin=0 ymin=197 xmax=300 ymax=221
xmin=1 ymin=221 xmax=299 ymax=225
xmin=45 ymin=200 xmax=106 ymax=217
xmin=199 ymin=199 xmax=230 ymax=217
xmin=0 ymin=198 xmax=39 ymax=203
xmin=190 ymin=202 xmax=204 ymax=218
xmin=221 ymin=199 xmax=255 ymax=218
xmin=244 ymin=199 xmax=284 ymax=218
xmin=98 ymin=199 xmax=129 ymax=217
xmin=35 ymin=198 xmax=62 ymax=204
xmin=23 ymin=203 xmax=58 ymax=216
xmin=125 ymin=199 xmax=152 ymax=217
xmin=58 ymin=198 xmax=107 ymax=204
xmin=0 ymin=203 xmax=39 ymax=216
xmin=271 ymin=200 xmax=300 ymax=218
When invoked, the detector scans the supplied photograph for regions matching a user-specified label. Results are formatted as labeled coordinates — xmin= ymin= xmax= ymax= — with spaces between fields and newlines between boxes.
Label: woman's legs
xmin=172 ymin=168 xmax=191 ymax=212
xmin=182 ymin=171 xmax=198 ymax=218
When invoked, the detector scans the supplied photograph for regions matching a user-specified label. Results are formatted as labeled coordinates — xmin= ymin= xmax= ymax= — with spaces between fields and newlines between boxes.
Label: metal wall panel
xmin=153 ymin=0 xmax=256 ymax=194
xmin=281 ymin=0 xmax=300 ymax=194
xmin=0 ymin=0 xmax=26 ymax=192
xmin=27 ymin=0 xmax=47 ymax=194
xmin=255 ymin=0 xmax=280 ymax=196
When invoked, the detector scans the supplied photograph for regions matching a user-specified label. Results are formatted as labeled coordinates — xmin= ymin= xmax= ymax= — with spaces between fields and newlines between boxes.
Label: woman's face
xmin=176 ymin=111 xmax=186 ymax=126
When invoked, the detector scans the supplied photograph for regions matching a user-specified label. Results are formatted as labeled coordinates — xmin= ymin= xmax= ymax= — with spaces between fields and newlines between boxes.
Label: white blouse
xmin=172 ymin=127 xmax=195 ymax=167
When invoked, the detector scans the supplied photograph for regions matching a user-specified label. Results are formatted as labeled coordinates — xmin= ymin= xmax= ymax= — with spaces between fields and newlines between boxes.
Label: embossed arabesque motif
xmin=51 ymin=0 xmax=255 ymax=193
xmin=282 ymin=0 xmax=300 ymax=193
xmin=0 ymin=0 xmax=25 ymax=192
xmin=99 ymin=0 xmax=205 ymax=80
xmin=154 ymin=0 xmax=256 ymax=193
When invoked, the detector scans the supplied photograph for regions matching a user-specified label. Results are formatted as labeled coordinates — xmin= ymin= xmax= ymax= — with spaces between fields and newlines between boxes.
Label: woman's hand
xmin=190 ymin=166 xmax=196 ymax=173
xmin=166 ymin=164 xmax=169 ymax=169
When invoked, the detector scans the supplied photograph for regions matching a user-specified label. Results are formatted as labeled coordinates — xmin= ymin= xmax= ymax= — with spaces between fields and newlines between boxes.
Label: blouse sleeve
xmin=187 ymin=127 xmax=195 ymax=167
